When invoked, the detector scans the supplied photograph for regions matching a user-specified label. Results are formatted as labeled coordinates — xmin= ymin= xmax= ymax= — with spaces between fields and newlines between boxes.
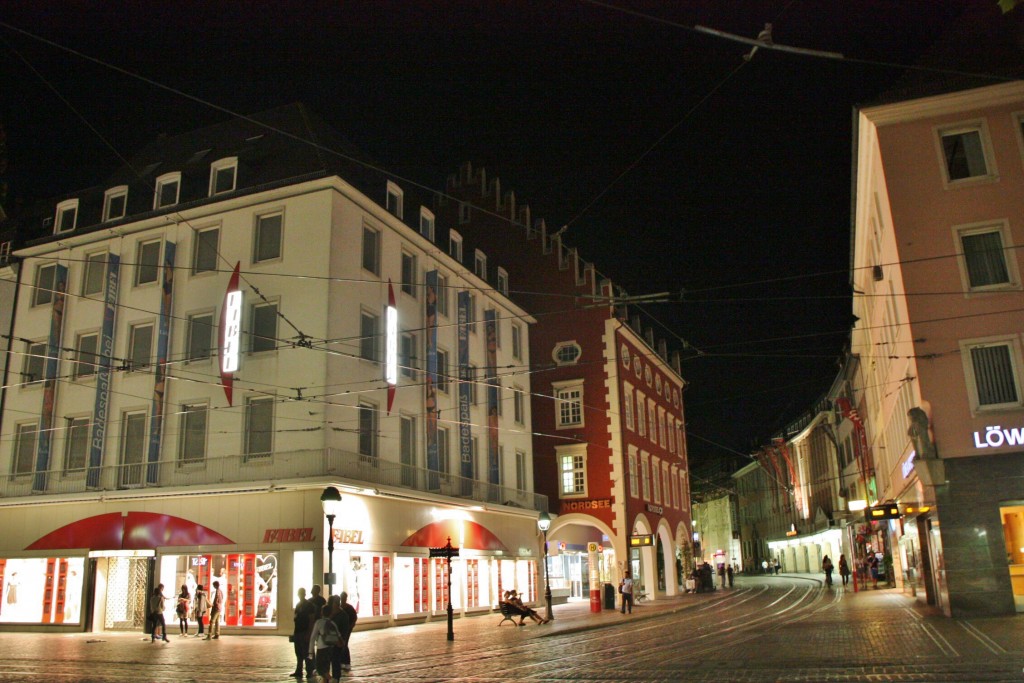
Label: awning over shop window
xmin=26 ymin=512 xmax=234 ymax=551
xmin=401 ymin=520 xmax=509 ymax=553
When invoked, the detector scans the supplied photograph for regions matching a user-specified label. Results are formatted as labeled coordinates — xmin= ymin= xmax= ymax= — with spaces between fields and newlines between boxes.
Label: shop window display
xmin=0 ymin=556 xmax=85 ymax=624
xmin=162 ymin=553 xmax=278 ymax=628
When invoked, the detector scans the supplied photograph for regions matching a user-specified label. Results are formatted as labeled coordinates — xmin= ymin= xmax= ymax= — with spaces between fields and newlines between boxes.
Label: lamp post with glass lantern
xmin=320 ymin=486 xmax=342 ymax=595
xmin=537 ymin=511 xmax=553 ymax=622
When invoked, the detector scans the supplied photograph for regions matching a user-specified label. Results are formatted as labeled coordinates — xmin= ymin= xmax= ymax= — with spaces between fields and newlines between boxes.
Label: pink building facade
xmin=853 ymin=82 xmax=1024 ymax=616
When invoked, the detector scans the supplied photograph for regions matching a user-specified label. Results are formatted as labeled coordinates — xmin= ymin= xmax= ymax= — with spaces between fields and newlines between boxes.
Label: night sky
xmin=1 ymin=1 xmax=1010 ymax=478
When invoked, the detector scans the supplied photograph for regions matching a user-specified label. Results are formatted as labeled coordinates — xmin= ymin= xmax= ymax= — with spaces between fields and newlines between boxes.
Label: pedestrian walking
xmin=717 ymin=563 xmax=726 ymax=589
xmin=326 ymin=594 xmax=352 ymax=680
xmin=726 ymin=564 xmax=734 ymax=588
xmin=338 ymin=591 xmax=358 ymax=673
xmin=774 ymin=559 xmax=781 ymax=575
xmin=761 ymin=559 xmax=769 ymax=574
xmin=148 ymin=585 xmax=170 ymax=643
xmin=289 ymin=588 xmax=316 ymax=680
xmin=309 ymin=584 xmax=327 ymax=614
xmin=822 ymin=555 xmax=834 ymax=587
xmin=308 ymin=604 xmax=342 ymax=683
xmin=206 ymin=580 xmax=223 ymax=639
xmin=193 ymin=584 xmax=209 ymax=638
xmin=619 ymin=570 xmax=634 ymax=614
xmin=838 ymin=555 xmax=850 ymax=586
xmin=176 ymin=584 xmax=191 ymax=636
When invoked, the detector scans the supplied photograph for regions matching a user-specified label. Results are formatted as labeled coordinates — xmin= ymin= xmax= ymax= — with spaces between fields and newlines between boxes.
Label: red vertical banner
xmin=433 ymin=559 xmax=447 ymax=611
xmin=0 ymin=558 xmax=6 ymax=614
xmin=238 ymin=554 xmax=251 ymax=626
xmin=419 ymin=558 xmax=429 ymax=612
xmin=413 ymin=559 xmax=421 ymax=612
xmin=55 ymin=558 xmax=68 ymax=624
xmin=41 ymin=558 xmax=56 ymax=623
xmin=199 ymin=555 xmax=211 ymax=590
xmin=496 ymin=561 xmax=502 ymax=599
xmin=381 ymin=557 xmax=391 ymax=617
xmin=530 ymin=561 xmax=537 ymax=602
xmin=372 ymin=558 xmax=381 ymax=616
xmin=466 ymin=559 xmax=478 ymax=608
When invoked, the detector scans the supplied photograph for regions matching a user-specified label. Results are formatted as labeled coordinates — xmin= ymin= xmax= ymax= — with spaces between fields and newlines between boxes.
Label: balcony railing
xmin=1 ymin=447 xmax=547 ymax=511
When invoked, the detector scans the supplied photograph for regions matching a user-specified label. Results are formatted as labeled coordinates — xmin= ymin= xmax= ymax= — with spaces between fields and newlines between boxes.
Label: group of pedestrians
xmin=148 ymin=581 xmax=223 ymax=642
xmin=291 ymin=584 xmax=357 ymax=682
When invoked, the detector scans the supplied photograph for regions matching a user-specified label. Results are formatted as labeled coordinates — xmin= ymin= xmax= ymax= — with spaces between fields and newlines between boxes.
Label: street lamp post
xmin=320 ymin=486 xmax=342 ymax=596
xmin=537 ymin=512 xmax=553 ymax=622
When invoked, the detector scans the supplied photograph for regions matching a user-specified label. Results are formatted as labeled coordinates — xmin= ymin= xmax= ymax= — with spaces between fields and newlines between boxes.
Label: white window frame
xmin=436 ymin=348 xmax=450 ymax=393
xmin=192 ymin=225 xmax=221 ymax=275
xmin=359 ymin=309 xmax=380 ymax=362
xmin=636 ymin=392 xmax=646 ymax=437
xmin=358 ymin=401 xmax=379 ymax=461
xmin=952 ymin=220 xmax=1021 ymax=294
xmin=154 ymin=172 xmax=181 ymax=209
xmin=959 ymin=335 xmax=1024 ymax=413
xmin=55 ymin=199 xmax=79 ymax=233
xmin=513 ymin=386 xmax=525 ymax=425
xmin=497 ymin=267 xmax=509 ymax=296
xmin=209 ymin=157 xmax=238 ymax=196
xmin=22 ymin=339 xmax=47 ymax=385
xmin=253 ymin=211 xmax=284 ymax=264
xmin=244 ymin=395 xmax=275 ymax=460
xmin=249 ymin=300 xmax=279 ymax=354
xmin=32 ymin=263 xmax=58 ymax=307
xmin=128 ymin=322 xmax=154 ymax=372
xmin=515 ymin=449 xmax=527 ymax=491
xmin=386 ymin=181 xmax=404 ymax=219
xmin=178 ymin=402 xmax=209 ymax=466
xmin=63 ymin=415 xmax=90 ymax=473
xmin=511 ymin=323 xmax=522 ymax=360
xmin=935 ymin=120 xmax=997 ymax=187
xmin=628 ymin=446 xmax=639 ymax=498
xmin=652 ymin=456 xmax=661 ymax=504
xmin=640 ymin=453 xmax=651 ymax=501
xmin=401 ymin=251 xmax=417 ymax=297
xmin=185 ymin=311 xmax=215 ymax=362
xmin=82 ymin=251 xmax=107 ymax=297
xmin=399 ymin=332 xmax=417 ymax=379
xmin=436 ymin=274 xmax=450 ymax=318
xmin=449 ymin=230 xmax=463 ymax=262
xmin=474 ymin=249 xmax=487 ymax=281
xmin=553 ymin=379 xmax=584 ymax=429
xmin=12 ymin=422 xmax=37 ymax=476
xmin=552 ymin=341 xmax=582 ymax=366
xmin=557 ymin=444 xmax=588 ymax=498
xmin=419 ymin=208 xmax=435 ymax=241
xmin=623 ymin=382 xmax=635 ymax=431
xmin=73 ymin=331 xmax=99 ymax=380
xmin=135 ymin=239 xmax=162 ymax=287
xmin=103 ymin=186 xmax=128 ymax=222
xmin=362 ymin=223 xmax=381 ymax=275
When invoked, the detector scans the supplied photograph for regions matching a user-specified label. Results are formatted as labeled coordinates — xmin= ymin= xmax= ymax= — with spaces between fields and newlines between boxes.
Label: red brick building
xmin=436 ymin=163 xmax=692 ymax=602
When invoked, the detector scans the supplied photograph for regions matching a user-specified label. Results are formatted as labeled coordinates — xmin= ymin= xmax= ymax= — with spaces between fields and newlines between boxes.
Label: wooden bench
xmin=498 ymin=602 xmax=521 ymax=626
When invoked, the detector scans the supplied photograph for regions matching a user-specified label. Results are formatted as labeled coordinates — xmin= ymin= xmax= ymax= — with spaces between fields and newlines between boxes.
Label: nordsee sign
xmin=973 ymin=424 xmax=1024 ymax=450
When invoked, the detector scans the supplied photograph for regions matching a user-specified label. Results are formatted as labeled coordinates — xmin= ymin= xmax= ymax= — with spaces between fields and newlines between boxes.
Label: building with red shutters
xmin=436 ymin=163 xmax=693 ymax=604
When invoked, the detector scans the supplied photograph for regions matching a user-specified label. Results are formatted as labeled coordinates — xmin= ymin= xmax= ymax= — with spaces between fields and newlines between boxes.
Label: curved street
xmin=1 ymin=575 xmax=1021 ymax=682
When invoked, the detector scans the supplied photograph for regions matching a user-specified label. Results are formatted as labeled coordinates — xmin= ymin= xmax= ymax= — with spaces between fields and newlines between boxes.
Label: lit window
xmin=554 ymin=382 xmax=583 ymax=428
xmin=559 ymin=450 xmax=586 ymax=496
xmin=552 ymin=341 xmax=582 ymax=366
xmin=254 ymin=212 xmax=283 ymax=263
xmin=55 ymin=199 xmax=78 ymax=233
xmin=103 ymin=186 xmax=128 ymax=222
xmin=209 ymin=157 xmax=238 ymax=196
xmin=154 ymin=173 xmax=181 ymax=209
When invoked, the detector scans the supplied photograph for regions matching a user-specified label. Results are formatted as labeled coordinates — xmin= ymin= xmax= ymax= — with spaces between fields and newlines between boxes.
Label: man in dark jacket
xmin=290 ymin=588 xmax=316 ymax=680
xmin=327 ymin=594 xmax=352 ymax=679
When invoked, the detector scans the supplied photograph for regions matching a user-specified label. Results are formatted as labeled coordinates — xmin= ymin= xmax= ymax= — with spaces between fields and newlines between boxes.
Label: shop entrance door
xmin=100 ymin=556 xmax=150 ymax=631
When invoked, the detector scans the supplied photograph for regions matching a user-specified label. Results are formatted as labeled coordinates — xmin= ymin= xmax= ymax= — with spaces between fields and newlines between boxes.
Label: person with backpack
xmin=289 ymin=588 xmax=316 ymax=680
xmin=308 ymin=604 xmax=342 ymax=683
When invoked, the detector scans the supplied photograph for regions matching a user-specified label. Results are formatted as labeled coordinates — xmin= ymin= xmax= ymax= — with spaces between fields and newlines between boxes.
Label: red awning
xmin=26 ymin=512 xmax=234 ymax=551
xmin=401 ymin=520 xmax=509 ymax=552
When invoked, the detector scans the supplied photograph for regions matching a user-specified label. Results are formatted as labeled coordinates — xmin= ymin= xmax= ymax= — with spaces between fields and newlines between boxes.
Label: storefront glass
xmin=0 ymin=556 xmax=85 ymax=624
xmin=160 ymin=553 xmax=279 ymax=628
xmin=999 ymin=503 xmax=1024 ymax=612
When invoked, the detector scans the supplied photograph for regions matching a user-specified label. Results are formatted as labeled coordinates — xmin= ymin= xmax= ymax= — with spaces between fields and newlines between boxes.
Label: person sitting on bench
xmin=505 ymin=590 xmax=547 ymax=625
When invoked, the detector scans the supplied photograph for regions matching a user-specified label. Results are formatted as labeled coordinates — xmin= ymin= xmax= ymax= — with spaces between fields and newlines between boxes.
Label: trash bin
xmin=604 ymin=582 xmax=616 ymax=610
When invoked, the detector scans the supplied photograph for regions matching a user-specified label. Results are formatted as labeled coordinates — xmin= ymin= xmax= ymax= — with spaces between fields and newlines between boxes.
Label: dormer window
xmin=55 ymin=199 xmax=78 ymax=233
xmin=154 ymin=172 xmax=181 ymax=209
xmin=209 ymin=157 xmax=237 ymax=196
xmin=103 ymin=186 xmax=128 ymax=222
xmin=497 ymin=268 xmax=509 ymax=296
xmin=449 ymin=230 xmax=463 ymax=262
xmin=474 ymin=250 xmax=487 ymax=280
xmin=458 ymin=202 xmax=471 ymax=224
xmin=386 ymin=181 xmax=403 ymax=219
xmin=419 ymin=208 xmax=435 ymax=241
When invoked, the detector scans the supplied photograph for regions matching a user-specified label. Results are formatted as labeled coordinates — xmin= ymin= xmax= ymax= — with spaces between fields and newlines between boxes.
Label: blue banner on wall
xmin=457 ymin=292 xmax=473 ymax=488
xmin=484 ymin=309 xmax=500 ymax=487
xmin=87 ymin=253 xmax=120 ymax=489
xmin=425 ymin=270 xmax=439 ymax=488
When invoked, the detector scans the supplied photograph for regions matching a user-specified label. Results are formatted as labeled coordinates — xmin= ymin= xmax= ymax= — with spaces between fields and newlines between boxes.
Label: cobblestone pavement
xmin=1 ymin=575 xmax=1021 ymax=682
